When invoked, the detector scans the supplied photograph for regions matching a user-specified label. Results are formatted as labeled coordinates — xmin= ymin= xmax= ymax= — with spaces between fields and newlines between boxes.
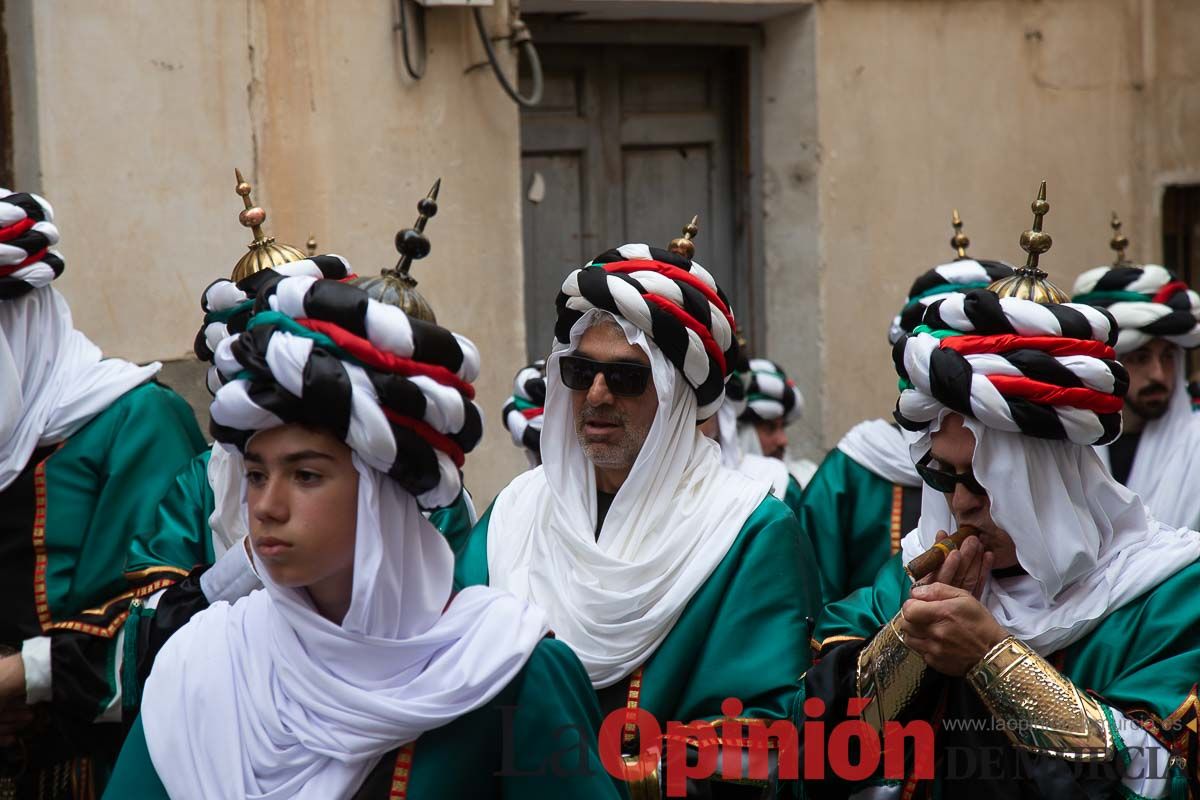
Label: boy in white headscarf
xmin=1073 ymin=253 xmax=1200 ymax=529
xmin=103 ymin=273 xmax=622 ymax=799
xmin=454 ymin=243 xmax=822 ymax=792
xmin=0 ymin=190 xmax=206 ymax=798
xmin=806 ymin=287 xmax=1200 ymax=798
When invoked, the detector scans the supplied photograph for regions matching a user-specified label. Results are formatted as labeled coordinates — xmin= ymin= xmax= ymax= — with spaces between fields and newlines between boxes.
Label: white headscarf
xmin=142 ymin=451 xmax=549 ymax=799
xmin=835 ymin=418 xmax=922 ymax=488
xmin=487 ymin=310 xmax=770 ymax=688
xmin=0 ymin=286 xmax=158 ymax=490
xmin=715 ymin=399 xmax=790 ymax=498
xmin=1096 ymin=351 xmax=1200 ymax=530
xmin=900 ymin=410 xmax=1200 ymax=654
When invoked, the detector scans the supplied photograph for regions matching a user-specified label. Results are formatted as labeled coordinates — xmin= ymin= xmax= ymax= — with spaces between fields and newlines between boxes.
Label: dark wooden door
xmin=520 ymin=44 xmax=744 ymax=360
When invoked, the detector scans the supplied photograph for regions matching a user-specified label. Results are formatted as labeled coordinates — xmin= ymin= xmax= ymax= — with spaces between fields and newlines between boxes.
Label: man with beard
xmin=1071 ymin=216 xmax=1200 ymax=528
xmin=453 ymin=241 xmax=821 ymax=793
xmin=804 ymin=192 xmax=1200 ymax=798
xmin=797 ymin=212 xmax=1013 ymax=604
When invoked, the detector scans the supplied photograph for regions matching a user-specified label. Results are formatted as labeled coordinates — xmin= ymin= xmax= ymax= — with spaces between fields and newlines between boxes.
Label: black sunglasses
xmin=560 ymin=355 xmax=652 ymax=397
xmin=916 ymin=451 xmax=987 ymax=496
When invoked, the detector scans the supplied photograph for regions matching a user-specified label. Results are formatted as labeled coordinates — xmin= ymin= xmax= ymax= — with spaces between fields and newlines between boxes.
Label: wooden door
xmin=520 ymin=44 xmax=744 ymax=360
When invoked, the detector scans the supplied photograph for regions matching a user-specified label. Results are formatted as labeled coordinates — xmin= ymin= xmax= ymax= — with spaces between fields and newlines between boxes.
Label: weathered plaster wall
xmin=806 ymin=0 xmax=1197 ymax=449
xmin=6 ymin=0 xmax=530 ymax=502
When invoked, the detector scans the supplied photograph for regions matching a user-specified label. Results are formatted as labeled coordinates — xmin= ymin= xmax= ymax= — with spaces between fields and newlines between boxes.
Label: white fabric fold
xmin=715 ymin=400 xmax=790 ymax=497
xmin=1096 ymin=351 xmax=1200 ymax=530
xmin=836 ymin=418 xmax=922 ymax=488
xmin=900 ymin=410 xmax=1200 ymax=654
xmin=143 ymin=454 xmax=548 ymax=800
xmin=487 ymin=310 xmax=769 ymax=688
xmin=0 ymin=287 xmax=158 ymax=490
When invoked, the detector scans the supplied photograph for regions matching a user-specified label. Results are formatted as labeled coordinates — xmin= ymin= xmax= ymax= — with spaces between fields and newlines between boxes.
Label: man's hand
xmin=0 ymin=656 xmax=31 ymax=747
xmin=918 ymin=530 xmax=993 ymax=599
xmin=898 ymin=583 xmax=1009 ymax=677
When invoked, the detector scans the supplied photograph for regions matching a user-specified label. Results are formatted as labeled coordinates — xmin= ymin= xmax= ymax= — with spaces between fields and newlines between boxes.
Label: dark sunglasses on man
xmin=559 ymin=355 xmax=652 ymax=397
xmin=916 ymin=450 xmax=987 ymax=496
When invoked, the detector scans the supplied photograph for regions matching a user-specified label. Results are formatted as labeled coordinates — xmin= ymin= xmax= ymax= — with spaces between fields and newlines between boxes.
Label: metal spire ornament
xmin=350 ymin=179 xmax=441 ymax=323
xmin=230 ymin=168 xmax=306 ymax=282
xmin=1109 ymin=212 xmax=1132 ymax=267
xmin=667 ymin=214 xmax=700 ymax=260
xmin=987 ymin=181 xmax=1070 ymax=304
xmin=950 ymin=209 xmax=970 ymax=260
xmin=306 ymin=234 xmax=318 ymax=258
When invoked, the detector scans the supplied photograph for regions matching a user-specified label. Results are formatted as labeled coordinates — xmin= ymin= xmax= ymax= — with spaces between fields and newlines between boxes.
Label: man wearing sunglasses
xmin=803 ymin=286 xmax=1200 ymax=798
xmin=796 ymin=255 xmax=1014 ymax=605
xmin=453 ymin=243 xmax=821 ymax=792
xmin=1073 ymin=260 xmax=1200 ymax=530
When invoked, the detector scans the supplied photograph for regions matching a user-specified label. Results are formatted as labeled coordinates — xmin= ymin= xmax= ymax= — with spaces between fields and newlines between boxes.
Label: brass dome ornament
xmin=987 ymin=181 xmax=1070 ymax=304
xmin=230 ymin=168 xmax=307 ymax=282
xmin=1109 ymin=212 xmax=1132 ymax=267
xmin=950 ymin=209 xmax=970 ymax=260
xmin=350 ymin=179 xmax=441 ymax=323
xmin=667 ymin=214 xmax=700 ymax=260
xmin=306 ymin=234 xmax=318 ymax=258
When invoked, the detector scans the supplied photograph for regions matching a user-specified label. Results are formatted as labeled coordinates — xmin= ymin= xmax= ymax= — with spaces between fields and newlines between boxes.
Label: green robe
xmin=796 ymin=448 xmax=919 ymax=608
xmin=102 ymin=638 xmax=628 ymax=799
xmin=803 ymin=554 xmax=1200 ymax=797
xmin=454 ymin=495 xmax=822 ymax=727
xmin=0 ymin=381 xmax=206 ymax=797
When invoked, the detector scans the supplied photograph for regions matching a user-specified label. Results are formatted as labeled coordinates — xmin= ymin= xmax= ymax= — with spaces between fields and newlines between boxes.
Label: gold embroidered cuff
xmin=857 ymin=611 xmax=930 ymax=732
xmin=967 ymin=636 xmax=1112 ymax=761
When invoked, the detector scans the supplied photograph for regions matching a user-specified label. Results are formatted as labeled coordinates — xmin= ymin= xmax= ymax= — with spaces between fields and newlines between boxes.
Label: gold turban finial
xmin=1109 ymin=212 xmax=1131 ymax=267
xmin=230 ymin=168 xmax=306 ymax=281
xmin=950 ymin=209 xmax=970 ymax=260
xmin=987 ymin=181 xmax=1070 ymax=304
xmin=306 ymin=234 xmax=318 ymax=258
xmin=349 ymin=179 xmax=441 ymax=323
xmin=668 ymin=215 xmax=700 ymax=260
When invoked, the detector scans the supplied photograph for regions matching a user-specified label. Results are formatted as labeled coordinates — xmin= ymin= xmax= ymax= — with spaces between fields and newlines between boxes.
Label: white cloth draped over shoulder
xmin=487 ymin=310 xmax=770 ymax=688
xmin=0 ymin=286 xmax=158 ymax=491
xmin=900 ymin=410 xmax=1200 ymax=655
xmin=835 ymin=418 xmax=922 ymax=488
xmin=1096 ymin=351 xmax=1200 ymax=530
xmin=142 ymin=453 xmax=549 ymax=800
xmin=716 ymin=400 xmax=790 ymax=498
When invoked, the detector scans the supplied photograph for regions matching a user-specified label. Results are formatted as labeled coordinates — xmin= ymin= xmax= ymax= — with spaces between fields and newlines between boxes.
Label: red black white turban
xmin=0 ymin=190 xmax=63 ymax=300
xmin=888 ymin=260 xmax=1015 ymax=345
xmin=893 ymin=289 xmax=1127 ymax=446
xmin=1072 ymin=265 xmax=1200 ymax=353
xmin=737 ymin=358 xmax=804 ymax=425
xmin=555 ymin=243 xmax=738 ymax=420
xmin=502 ymin=360 xmax=545 ymax=461
xmin=209 ymin=273 xmax=482 ymax=509
xmin=194 ymin=255 xmax=353 ymax=395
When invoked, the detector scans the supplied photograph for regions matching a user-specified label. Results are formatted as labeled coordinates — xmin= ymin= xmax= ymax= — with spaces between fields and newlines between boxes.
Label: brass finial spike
xmin=950 ymin=208 xmax=970 ymax=260
xmin=233 ymin=167 xmax=267 ymax=242
xmin=1110 ymin=211 xmax=1130 ymax=266
xmin=1019 ymin=180 xmax=1052 ymax=271
xmin=668 ymin=214 xmax=700 ymax=260
xmin=306 ymin=234 xmax=318 ymax=257
xmin=988 ymin=180 xmax=1068 ymax=304
xmin=393 ymin=178 xmax=441 ymax=277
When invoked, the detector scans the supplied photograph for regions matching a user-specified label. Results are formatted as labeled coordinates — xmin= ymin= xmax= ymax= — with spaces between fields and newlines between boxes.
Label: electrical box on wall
xmin=412 ymin=0 xmax=493 ymax=6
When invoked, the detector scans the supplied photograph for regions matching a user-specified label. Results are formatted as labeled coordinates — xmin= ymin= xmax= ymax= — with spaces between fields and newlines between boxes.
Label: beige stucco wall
xmin=803 ymin=0 xmax=1200 ymax=450
xmin=6 ymin=0 xmax=530 ymax=503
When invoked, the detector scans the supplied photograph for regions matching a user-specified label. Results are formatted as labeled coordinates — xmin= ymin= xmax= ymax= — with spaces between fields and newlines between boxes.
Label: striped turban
xmin=893 ymin=289 xmax=1127 ymax=446
xmin=555 ymin=243 xmax=737 ymax=420
xmin=0 ymin=190 xmax=64 ymax=300
xmin=501 ymin=360 xmax=546 ymax=463
xmin=209 ymin=273 xmax=482 ymax=509
xmin=194 ymin=255 xmax=353 ymax=394
xmin=888 ymin=260 xmax=1015 ymax=344
xmin=737 ymin=358 xmax=804 ymax=425
xmin=1072 ymin=265 xmax=1200 ymax=353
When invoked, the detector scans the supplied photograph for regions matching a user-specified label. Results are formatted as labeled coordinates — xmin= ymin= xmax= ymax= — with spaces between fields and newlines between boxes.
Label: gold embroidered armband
xmin=857 ymin=611 xmax=930 ymax=731
xmin=967 ymin=637 xmax=1112 ymax=761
